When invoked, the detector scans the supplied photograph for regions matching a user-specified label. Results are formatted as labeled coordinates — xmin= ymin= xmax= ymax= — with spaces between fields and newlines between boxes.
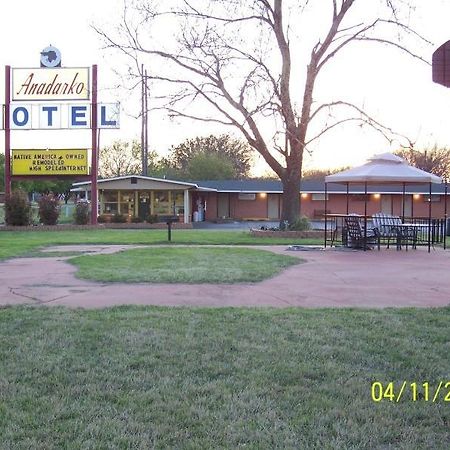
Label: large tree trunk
xmin=280 ymin=171 xmax=301 ymax=227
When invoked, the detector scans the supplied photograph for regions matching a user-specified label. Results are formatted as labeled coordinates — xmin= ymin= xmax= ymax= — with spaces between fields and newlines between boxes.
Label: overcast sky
xmin=1 ymin=0 xmax=450 ymax=174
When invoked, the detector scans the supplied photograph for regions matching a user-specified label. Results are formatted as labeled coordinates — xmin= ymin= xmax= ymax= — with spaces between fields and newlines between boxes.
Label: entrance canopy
xmin=325 ymin=153 xmax=442 ymax=185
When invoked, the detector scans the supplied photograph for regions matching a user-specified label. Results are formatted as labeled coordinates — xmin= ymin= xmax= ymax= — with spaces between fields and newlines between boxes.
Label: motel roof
xmin=72 ymin=176 xmax=447 ymax=195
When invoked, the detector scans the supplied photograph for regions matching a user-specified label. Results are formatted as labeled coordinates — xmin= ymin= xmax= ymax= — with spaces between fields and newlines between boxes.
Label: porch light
xmin=373 ymin=193 xmax=380 ymax=200
xmin=301 ymin=193 xmax=308 ymax=199
xmin=259 ymin=193 xmax=267 ymax=198
xmin=413 ymin=194 xmax=421 ymax=200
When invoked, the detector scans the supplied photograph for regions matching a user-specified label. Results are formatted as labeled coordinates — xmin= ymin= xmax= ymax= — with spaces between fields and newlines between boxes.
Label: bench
xmin=372 ymin=213 xmax=413 ymax=249
xmin=313 ymin=209 xmax=331 ymax=219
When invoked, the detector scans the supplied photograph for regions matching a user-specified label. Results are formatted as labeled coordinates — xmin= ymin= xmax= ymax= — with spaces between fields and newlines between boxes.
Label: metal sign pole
xmin=91 ymin=64 xmax=98 ymax=225
xmin=364 ymin=182 xmax=368 ymax=251
xmin=324 ymin=182 xmax=328 ymax=248
xmin=428 ymin=182 xmax=432 ymax=253
xmin=4 ymin=65 xmax=11 ymax=196
xmin=444 ymin=181 xmax=448 ymax=250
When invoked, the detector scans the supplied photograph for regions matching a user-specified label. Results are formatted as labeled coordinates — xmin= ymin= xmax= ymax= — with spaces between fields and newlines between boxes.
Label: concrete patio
xmin=0 ymin=245 xmax=449 ymax=309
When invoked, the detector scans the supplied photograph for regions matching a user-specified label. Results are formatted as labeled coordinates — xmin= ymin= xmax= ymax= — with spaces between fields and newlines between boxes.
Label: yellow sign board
xmin=12 ymin=149 xmax=89 ymax=176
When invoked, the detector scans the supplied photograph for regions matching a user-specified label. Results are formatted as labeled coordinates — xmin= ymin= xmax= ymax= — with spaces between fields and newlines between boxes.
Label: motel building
xmin=72 ymin=176 xmax=448 ymax=224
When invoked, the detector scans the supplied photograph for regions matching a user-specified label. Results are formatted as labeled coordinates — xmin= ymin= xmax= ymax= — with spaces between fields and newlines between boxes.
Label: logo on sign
xmin=40 ymin=45 xmax=62 ymax=68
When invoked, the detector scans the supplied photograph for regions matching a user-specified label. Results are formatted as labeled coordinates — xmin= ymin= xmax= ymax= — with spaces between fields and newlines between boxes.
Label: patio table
xmin=393 ymin=223 xmax=430 ymax=250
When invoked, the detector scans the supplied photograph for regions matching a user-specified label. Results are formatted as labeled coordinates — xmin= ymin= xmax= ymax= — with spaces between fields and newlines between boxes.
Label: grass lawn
xmin=69 ymin=247 xmax=301 ymax=283
xmin=0 ymin=306 xmax=448 ymax=449
xmin=0 ymin=229 xmax=321 ymax=261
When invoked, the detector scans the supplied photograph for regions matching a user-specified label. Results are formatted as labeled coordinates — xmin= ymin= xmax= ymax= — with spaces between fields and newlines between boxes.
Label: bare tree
xmin=95 ymin=0 xmax=430 ymax=223
xmin=395 ymin=146 xmax=450 ymax=179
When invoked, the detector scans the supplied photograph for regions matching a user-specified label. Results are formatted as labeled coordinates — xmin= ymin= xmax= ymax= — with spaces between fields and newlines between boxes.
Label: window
xmin=153 ymin=191 xmax=170 ymax=214
xmin=102 ymin=190 xmax=118 ymax=214
xmin=423 ymin=195 xmax=441 ymax=203
xmin=311 ymin=193 xmax=329 ymax=201
xmin=351 ymin=194 xmax=370 ymax=202
xmin=238 ymin=193 xmax=256 ymax=200
xmin=119 ymin=191 xmax=134 ymax=215
xmin=101 ymin=190 xmax=135 ymax=215
xmin=172 ymin=191 xmax=185 ymax=215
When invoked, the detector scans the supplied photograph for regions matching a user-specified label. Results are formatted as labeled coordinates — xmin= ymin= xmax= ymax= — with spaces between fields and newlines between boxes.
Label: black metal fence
xmin=405 ymin=217 xmax=446 ymax=246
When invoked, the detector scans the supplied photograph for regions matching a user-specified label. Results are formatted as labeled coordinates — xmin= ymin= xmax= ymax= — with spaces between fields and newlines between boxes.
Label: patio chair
xmin=344 ymin=215 xmax=380 ymax=250
xmin=372 ymin=213 xmax=414 ymax=249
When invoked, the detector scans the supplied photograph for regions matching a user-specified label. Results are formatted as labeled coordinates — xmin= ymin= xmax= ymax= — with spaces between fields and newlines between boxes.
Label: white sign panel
xmin=12 ymin=67 xmax=90 ymax=101
xmin=6 ymin=103 xmax=120 ymax=129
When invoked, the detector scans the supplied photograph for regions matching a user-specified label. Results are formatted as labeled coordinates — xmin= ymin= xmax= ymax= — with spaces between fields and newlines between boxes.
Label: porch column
xmin=134 ymin=191 xmax=139 ymax=216
xmin=184 ymin=190 xmax=190 ymax=223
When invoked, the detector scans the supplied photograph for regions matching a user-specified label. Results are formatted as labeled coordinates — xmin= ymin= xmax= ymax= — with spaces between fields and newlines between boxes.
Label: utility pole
xmin=141 ymin=64 xmax=149 ymax=176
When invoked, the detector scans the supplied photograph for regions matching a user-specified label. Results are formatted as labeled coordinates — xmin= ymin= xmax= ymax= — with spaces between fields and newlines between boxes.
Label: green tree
xmin=302 ymin=167 xmax=350 ymax=180
xmin=99 ymin=139 xmax=141 ymax=178
xmin=146 ymin=152 xmax=180 ymax=179
xmin=395 ymin=146 xmax=450 ymax=179
xmin=186 ymin=153 xmax=235 ymax=180
xmin=167 ymin=135 xmax=253 ymax=180
xmin=13 ymin=180 xmax=74 ymax=203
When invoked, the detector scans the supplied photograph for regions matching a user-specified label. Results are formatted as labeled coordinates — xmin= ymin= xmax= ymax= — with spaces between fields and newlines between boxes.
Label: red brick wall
xmin=201 ymin=192 xmax=447 ymax=220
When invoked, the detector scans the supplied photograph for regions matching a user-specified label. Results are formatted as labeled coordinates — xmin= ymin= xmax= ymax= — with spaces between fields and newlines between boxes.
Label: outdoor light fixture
xmin=413 ymin=194 xmax=421 ymax=200
xmin=373 ymin=193 xmax=381 ymax=199
xmin=301 ymin=193 xmax=308 ymax=199
xmin=260 ymin=193 xmax=267 ymax=198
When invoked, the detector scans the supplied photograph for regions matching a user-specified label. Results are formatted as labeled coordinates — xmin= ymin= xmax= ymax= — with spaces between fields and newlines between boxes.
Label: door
xmin=381 ymin=195 xmax=392 ymax=214
xmin=403 ymin=195 xmax=412 ymax=219
xmin=217 ymin=193 xmax=230 ymax=218
xmin=138 ymin=192 xmax=150 ymax=220
xmin=267 ymin=194 xmax=279 ymax=219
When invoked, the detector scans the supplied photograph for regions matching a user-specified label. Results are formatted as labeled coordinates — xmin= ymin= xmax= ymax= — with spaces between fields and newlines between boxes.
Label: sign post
xmin=4 ymin=66 xmax=11 ymax=196
xmin=91 ymin=64 xmax=98 ymax=225
xmin=3 ymin=49 xmax=119 ymax=225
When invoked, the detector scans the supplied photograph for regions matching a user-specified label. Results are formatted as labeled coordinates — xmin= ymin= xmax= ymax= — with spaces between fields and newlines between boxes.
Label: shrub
xmin=111 ymin=213 xmax=127 ymax=223
xmin=4 ymin=190 xmax=32 ymax=226
xmin=288 ymin=216 xmax=311 ymax=231
xmin=97 ymin=214 xmax=109 ymax=223
xmin=146 ymin=214 xmax=158 ymax=224
xmin=73 ymin=202 xmax=90 ymax=225
xmin=131 ymin=216 xmax=144 ymax=223
xmin=38 ymin=194 xmax=60 ymax=225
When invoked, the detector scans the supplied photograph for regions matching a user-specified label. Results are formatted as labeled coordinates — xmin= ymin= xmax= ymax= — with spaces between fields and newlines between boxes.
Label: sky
xmin=1 ymin=0 xmax=450 ymax=175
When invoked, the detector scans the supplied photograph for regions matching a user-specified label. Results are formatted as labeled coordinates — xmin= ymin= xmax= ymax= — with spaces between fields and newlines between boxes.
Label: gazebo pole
xmin=444 ymin=180 xmax=448 ymax=250
xmin=402 ymin=182 xmax=406 ymax=222
xmin=324 ymin=182 xmax=328 ymax=248
xmin=428 ymin=182 xmax=432 ymax=253
xmin=346 ymin=182 xmax=349 ymax=214
xmin=364 ymin=181 xmax=368 ymax=251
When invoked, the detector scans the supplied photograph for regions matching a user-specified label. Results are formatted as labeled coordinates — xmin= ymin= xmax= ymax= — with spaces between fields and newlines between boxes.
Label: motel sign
xmin=3 ymin=47 xmax=120 ymax=224
xmin=1 ymin=103 xmax=119 ymax=129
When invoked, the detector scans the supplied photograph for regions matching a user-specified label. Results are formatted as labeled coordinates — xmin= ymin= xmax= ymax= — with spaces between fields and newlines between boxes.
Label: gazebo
xmin=324 ymin=153 xmax=445 ymax=252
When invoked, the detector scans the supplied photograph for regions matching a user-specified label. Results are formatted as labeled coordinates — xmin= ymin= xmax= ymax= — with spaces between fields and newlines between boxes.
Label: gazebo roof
xmin=325 ymin=152 xmax=442 ymax=184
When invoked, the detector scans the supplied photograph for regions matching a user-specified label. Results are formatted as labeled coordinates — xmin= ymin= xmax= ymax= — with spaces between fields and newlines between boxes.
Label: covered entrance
xmin=72 ymin=176 xmax=195 ymax=223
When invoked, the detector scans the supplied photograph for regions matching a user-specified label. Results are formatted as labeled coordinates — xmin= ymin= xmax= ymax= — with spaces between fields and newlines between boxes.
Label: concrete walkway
xmin=1 ymin=245 xmax=449 ymax=309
